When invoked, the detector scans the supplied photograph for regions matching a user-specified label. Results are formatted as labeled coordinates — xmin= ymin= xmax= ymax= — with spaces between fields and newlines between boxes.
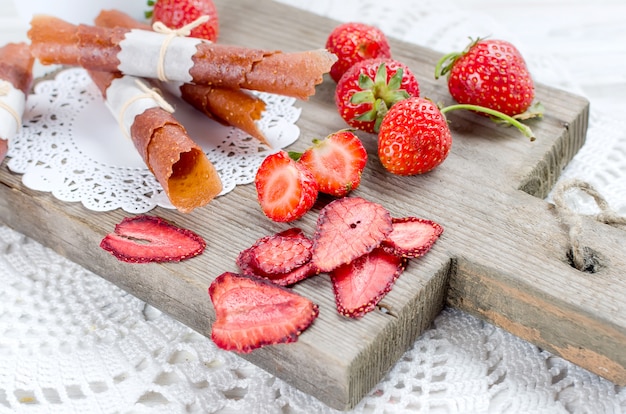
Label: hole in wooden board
xmin=566 ymin=246 xmax=602 ymax=274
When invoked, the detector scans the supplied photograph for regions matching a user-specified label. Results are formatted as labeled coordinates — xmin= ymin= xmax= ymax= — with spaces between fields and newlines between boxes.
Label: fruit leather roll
xmin=88 ymin=70 xmax=222 ymax=213
xmin=0 ymin=42 xmax=34 ymax=163
xmin=28 ymin=14 xmax=337 ymax=100
xmin=94 ymin=9 xmax=270 ymax=146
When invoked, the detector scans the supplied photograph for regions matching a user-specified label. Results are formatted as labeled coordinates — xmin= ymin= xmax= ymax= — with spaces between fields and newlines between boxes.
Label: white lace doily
xmin=1 ymin=0 xmax=625 ymax=413
xmin=6 ymin=67 xmax=301 ymax=213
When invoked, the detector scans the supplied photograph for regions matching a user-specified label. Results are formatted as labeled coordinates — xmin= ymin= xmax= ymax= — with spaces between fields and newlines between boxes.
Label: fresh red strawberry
xmin=377 ymin=95 xmax=538 ymax=176
xmin=237 ymin=228 xmax=319 ymax=286
xmin=435 ymin=38 xmax=541 ymax=118
xmin=100 ymin=215 xmax=205 ymax=263
xmin=325 ymin=22 xmax=392 ymax=83
xmin=311 ymin=196 xmax=393 ymax=272
xmin=335 ymin=58 xmax=420 ymax=133
xmin=146 ymin=0 xmax=219 ymax=42
xmin=296 ymin=130 xmax=368 ymax=197
xmin=255 ymin=151 xmax=319 ymax=222
xmin=331 ymin=247 xmax=407 ymax=318
xmin=377 ymin=97 xmax=452 ymax=176
xmin=209 ymin=272 xmax=319 ymax=353
xmin=382 ymin=217 xmax=443 ymax=258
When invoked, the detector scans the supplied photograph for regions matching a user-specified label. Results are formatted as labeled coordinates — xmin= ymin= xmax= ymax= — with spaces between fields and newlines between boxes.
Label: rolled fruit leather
xmin=0 ymin=42 xmax=35 ymax=164
xmin=94 ymin=9 xmax=270 ymax=147
xmin=28 ymin=15 xmax=337 ymax=100
xmin=88 ymin=70 xmax=222 ymax=213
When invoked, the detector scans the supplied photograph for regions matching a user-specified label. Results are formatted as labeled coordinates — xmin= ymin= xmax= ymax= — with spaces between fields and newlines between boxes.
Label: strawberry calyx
xmin=145 ymin=0 xmax=156 ymax=19
xmin=287 ymin=150 xmax=303 ymax=161
xmin=351 ymin=63 xmax=411 ymax=131
xmin=440 ymin=103 xmax=537 ymax=141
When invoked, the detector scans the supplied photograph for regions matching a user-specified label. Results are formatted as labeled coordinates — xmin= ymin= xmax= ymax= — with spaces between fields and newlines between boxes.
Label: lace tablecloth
xmin=1 ymin=0 xmax=625 ymax=413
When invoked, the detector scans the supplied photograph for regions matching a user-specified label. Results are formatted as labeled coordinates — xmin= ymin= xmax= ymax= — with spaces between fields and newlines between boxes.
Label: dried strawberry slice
xmin=209 ymin=272 xmax=319 ymax=353
xmin=252 ymin=229 xmax=313 ymax=274
xmin=236 ymin=245 xmax=260 ymax=277
xmin=236 ymin=228 xmax=319 ymax=286
xmin=264 ymin=261 xmax=320 ymax=286
xmin=238 ymin=246 xmax=318 ymax=286
xmin=100 ymin=215 xmax=205 ymax=263
xmin=311 ymin=197 xmax=393 ymax=272
xmin=381 ymin=217 xmax=443 ymax=258
xmin=331 ymin=247 xmax=407 ymax=318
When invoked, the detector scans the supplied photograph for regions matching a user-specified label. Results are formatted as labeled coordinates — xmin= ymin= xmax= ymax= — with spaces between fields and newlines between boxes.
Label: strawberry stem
xmin=434 ymin=52 xmax=461 ymax=79
xmin=441 ymin=104 xmax=536 ymax=141
xmin=434 ymin=37 xmax=483 ymax=79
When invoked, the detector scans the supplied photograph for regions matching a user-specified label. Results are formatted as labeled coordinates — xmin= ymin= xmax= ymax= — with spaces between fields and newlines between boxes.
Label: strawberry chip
xmin=100 ymin=215 xmax=205 ymax=263
xmin=209 ymin=272 xmax=319 ymax=353
xmin=311 ymin=197 xmax=393 ymax=272
xmin=381 ymin=217 xmax=444 ymax=258
xmin=331 ymin=247 xmax=407 ymax=318
xmin=236 ymin=228 xmax=319 ymax=286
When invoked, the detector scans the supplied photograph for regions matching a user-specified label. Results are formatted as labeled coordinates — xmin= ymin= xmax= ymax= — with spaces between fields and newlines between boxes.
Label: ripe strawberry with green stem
xmin=294 ymin=130 xmax=368 ymax=197
xmin=434 ymin=37 xmax=542 ymax=119
xmin=325 ymin=22 xmax=392 ymax=83
xmin=146 ymin=0 xmax=219 ymax=42
xmin=335 ymin=58 xmax=420 ymax=133
xmin=255 ymin=150 xmax=319 ymax=222
xmin=377 ymin=96 xmax=536 ymax=176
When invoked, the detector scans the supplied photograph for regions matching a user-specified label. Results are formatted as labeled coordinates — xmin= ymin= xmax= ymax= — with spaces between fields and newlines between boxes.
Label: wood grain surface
xmin=1 ymin=0 xmax=624 ymax=410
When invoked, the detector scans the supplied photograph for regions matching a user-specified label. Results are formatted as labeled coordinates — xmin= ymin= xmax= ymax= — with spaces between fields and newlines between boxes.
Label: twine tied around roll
xmin=118 ymin=79 xmax=175 ymax=139
xmin=553 ymin=178 xmax=626 ymax=271
xmin=0 ymin=80 xmax=22 ymax=134
xmin=152 ymin=15 xmax=211 ymax=82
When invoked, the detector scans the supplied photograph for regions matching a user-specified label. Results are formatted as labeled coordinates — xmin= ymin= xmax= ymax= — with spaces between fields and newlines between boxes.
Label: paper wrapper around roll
xmin=88 ymin=70 xmax=222 ymax=213
xmin=28 ymin=14 xmax=337 ymax=100
xmin=93 ymin=9 xmax=270 ymax=146
xmin=0 ymin=42 xmax=34 ymax=163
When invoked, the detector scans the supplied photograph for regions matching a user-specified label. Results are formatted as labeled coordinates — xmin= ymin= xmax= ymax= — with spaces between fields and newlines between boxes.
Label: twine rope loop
xmin=553 ymin=178 xmax=626 ymax=271
xmin=151 ymin=15 xmax=211 ymax=81
xmin=118 ymin=79 xmax=175 ymax=139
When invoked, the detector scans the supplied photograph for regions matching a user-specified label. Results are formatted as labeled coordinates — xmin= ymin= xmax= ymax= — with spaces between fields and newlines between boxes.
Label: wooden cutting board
xmin=1 ymin=0 xmax=625 ymax=410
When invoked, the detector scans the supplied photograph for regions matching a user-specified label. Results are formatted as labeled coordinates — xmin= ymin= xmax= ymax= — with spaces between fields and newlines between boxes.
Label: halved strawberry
xmin=296 ymin=130 xmax=368 ymax=197
xmin=382 ymin=217 xmax=444 ymax=258
xmin=100 ymin=215 xmax=205 ymax=263
xmin=331 ymin=247 xmax=407 ymax=318
xmin=311 ymin=196 xmax=393 ymax=272
xmin=255 ymin=151 xmax=319 ymax=222
xmin=209 ymin=272 xmax=319 ymax=353
xmin=236 ymin=228 xmax=319 ymax=286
